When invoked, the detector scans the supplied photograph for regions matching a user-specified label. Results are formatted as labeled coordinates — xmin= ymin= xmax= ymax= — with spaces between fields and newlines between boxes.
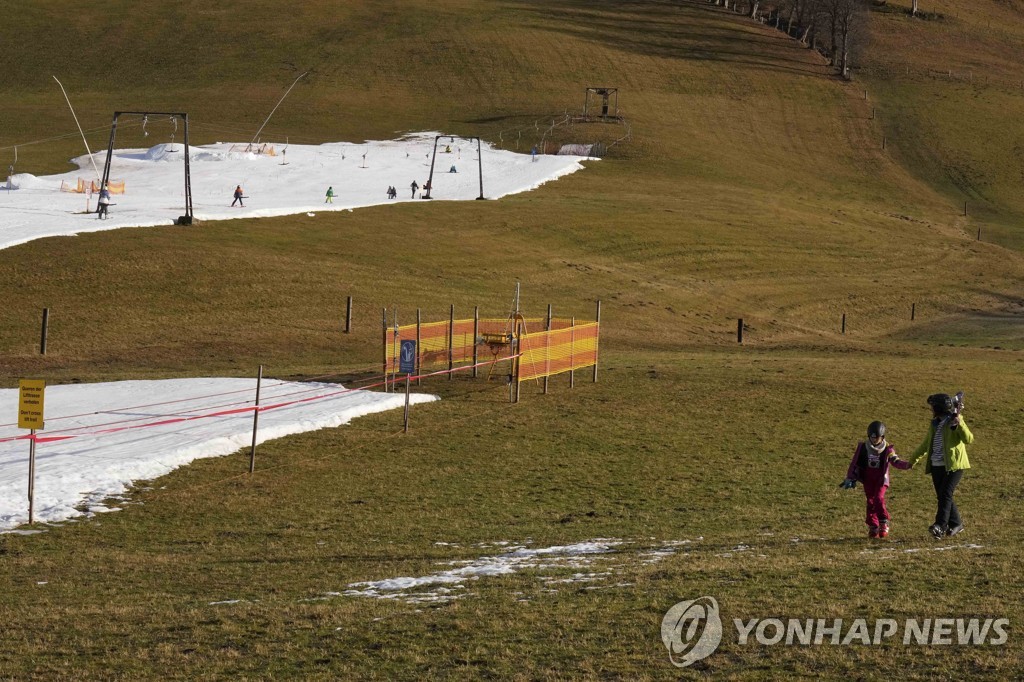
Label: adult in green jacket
xmin=907 ymin=393 xmax=974 ymax=539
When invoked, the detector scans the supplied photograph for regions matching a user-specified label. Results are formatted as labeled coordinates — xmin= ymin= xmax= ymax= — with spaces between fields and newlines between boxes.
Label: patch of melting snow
xmin=339 ymin=540 xmax=622 ymax=604
xmin=861 ymin=543 xmax=983 ymax=555
xmin=0 ymin=529 xmax=48 ymax=535
xmin=716 ymin=543 xmax=753 ymax=558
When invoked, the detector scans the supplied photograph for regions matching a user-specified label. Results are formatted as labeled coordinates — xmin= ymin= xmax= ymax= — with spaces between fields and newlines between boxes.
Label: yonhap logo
xmin=661 ymin=596 xmax=723 ymax=668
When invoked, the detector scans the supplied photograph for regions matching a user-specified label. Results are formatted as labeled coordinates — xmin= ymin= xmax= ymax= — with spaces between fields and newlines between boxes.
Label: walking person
xmin=232 ymin=184 xmax=245 ymax=207
xmin=410 ymin=180 xmax=419 ymax=198
xmin=96 ymin=186 xmax=112 ymax=220
xmin=906 ymin=393 xmax=974 ymax=538
xmin=325 ymin=186 xmax=335 ymax=203
xmin=839 ymin=421 xmax=910 ymax=538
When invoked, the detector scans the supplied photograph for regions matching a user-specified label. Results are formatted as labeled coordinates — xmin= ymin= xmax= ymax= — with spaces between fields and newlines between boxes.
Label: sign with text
xmin=18 ymin=379 xmax=45 ymax=430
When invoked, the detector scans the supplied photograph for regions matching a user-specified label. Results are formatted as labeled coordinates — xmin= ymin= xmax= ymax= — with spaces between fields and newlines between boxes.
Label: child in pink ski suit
xmin=840 ymin=421 xmax=910 ymax=538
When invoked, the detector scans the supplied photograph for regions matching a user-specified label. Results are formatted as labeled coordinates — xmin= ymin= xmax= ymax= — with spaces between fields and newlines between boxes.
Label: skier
xmin=906 ymin=393 xmax=974 ymax=538
xmin=531 ymin=145 xmax=538 ymax=162
xmin=410 ymin=180 xmax=419 ymax=198
xmin=96 ymin=186 xmax=112 ymax=220
xmin=232 ymin=185 xmax=245 ymax=207
xmin=325 ymin=186 xmax=335 ymax=203
xmin=840 ymin=421 xmax=910 ymax=538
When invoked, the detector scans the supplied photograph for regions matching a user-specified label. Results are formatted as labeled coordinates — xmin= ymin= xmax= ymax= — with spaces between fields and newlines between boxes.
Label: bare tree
xmin=819 ymin=0 xmax=868 ymax=78
xmin=912 ymin=0 xmax=919 ymax=16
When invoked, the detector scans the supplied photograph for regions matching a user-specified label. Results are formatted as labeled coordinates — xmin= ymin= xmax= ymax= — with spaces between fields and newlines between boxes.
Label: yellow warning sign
xmin=18 ymin=379 xmax=45 ymax=430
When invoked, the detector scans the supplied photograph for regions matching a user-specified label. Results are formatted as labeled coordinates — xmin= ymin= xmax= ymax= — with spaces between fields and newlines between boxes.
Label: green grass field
xmin=2 ymin=0 xmax=1023 ymax=679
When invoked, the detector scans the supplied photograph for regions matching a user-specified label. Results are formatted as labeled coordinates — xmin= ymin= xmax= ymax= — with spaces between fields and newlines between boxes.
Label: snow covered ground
xmin=0 ymin=378 xmax=437 ymax=531
xmin=0 ymin=132 xmax=594 ymax=251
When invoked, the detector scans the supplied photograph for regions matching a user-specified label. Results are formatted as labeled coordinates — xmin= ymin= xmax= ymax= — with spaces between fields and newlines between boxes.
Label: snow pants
xmin=862 ymin=480 xmax=890 ymax=530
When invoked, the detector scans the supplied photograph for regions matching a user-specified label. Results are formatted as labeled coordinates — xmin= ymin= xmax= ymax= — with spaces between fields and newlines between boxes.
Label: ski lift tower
xmin=100 ymin=111 xmax=193 ymax=225
xmin=583 ymin=87 xmax=621 ymax=120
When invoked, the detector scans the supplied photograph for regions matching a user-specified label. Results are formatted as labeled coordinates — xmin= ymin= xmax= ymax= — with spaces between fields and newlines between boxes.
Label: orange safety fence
xmin=385 ymin=317 xmax=599 ymax=380
xmin=59 ymin=178 xmax=126 ymax=194
xmin=517 ymin=322 xmax=599 ymax=382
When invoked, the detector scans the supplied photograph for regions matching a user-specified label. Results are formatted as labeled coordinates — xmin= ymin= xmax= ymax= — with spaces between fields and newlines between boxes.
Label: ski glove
xmin=839 ymin=479 xmax=856 ymax=490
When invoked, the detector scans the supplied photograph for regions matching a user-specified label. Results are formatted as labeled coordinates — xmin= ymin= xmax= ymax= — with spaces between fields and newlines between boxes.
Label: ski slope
xmin=0 ymin=132 xmax=594 ymax=251
xmin=0 ymin=378 xmax=438 ymax=532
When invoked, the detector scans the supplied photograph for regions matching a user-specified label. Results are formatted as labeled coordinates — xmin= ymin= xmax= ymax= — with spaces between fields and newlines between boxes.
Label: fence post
xmin=977 ymin=226 xmax=982 ymax=241
xmin=911 ymin=303 xmax=916 ymax=321
xmin=544 ymin=304 xmax=552 ymax=394
xmin=403 ymin=374 xmax=411 ymax=433
xmin=842 ymin=313 xmax=846 ymax=335
xmin=345 ymin=296 xmax=352 ymax=333
xmin=448 ymin=304 xmax=455 ymax=380
xmin=249 ymin=365 xmax=262 ymax=474
xmin=416 ymin=308 xmax=422 ymax=387
xmin=28 ymin=430 xmax=36 ymax=524
xmin=513 ymin=315 xmax=523 ymax=403
xmin=40 ymin=308 xmax=49 ymax=355
xmin=737 ymin=318 xmax=744 ymax=344
xmin=593 ymin=300 xmax=601 ymax=383
xmin=473 ymin=306 xmax=479 ymax=379
xmin=569 ymin=317 xmax=576 ymax=389
xmin=382 ymin=308 xmax=388 ymax=392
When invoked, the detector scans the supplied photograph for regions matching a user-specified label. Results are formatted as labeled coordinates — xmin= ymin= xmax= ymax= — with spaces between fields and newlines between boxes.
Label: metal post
xmin=737 ymin=318 xmax=744 ymax=344
xmin=448 ymin=304 xmax=455 ymax=379
xmin=28 ymin=430 xmax=36 ymax=524
xmin=570 ymin=316 xmax=576 ymax=389
xmin=424 ymin=135 xmax=440 ymax=199
xmin=476 ymin=137 xmax=485 ymax=200
xmin=345 ymin=296 xmax=352 ymax=333
xmin=249 ymin=365 xmax=262 ymax=474
xmin=40 ymin=308 xmax=49 ymax=355
xmin=182 ymin=113 xmax=192 ymax=223
xmin=392 ymin=308 xmax=400 ymax=392
xmin=404 ymin=375 xmax=411 ymax=433
xmin=382 ymin=308 xmax=388 ymax=392
xmin=544 ymin=304 xmax=552 ymax=394
xmin=473 ymin=306 xmax=479 ymax=379
xmin=842 ymin=313 xmax=846 ymax=335
xmin=911 ymin=303 xmax=916 ymax=321
xmin=593 ymin=300 xmax=601 ymax=383
xmin=416 ymin=308 xmax=422 ymax=387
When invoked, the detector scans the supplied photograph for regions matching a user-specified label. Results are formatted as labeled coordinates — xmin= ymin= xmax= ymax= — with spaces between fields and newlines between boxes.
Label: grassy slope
xmin=1 ymin=0 xmax=1023 ymax=679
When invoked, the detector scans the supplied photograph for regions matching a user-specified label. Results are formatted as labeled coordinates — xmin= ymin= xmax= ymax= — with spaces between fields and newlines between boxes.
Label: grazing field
xmin=1 ymin=0 xmax=1023 ymax=679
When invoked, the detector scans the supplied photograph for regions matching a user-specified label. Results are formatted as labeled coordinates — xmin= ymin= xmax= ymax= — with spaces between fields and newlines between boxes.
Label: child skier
xmin=325 ymin=186 xmax=335 ymax=203
xmin=840 ymin=421 xmax=910 ymax=538
xmin=232 ymin=185 xmax=245 ymax=207
xmin=96 ymin=186 xmax=112 ymax=220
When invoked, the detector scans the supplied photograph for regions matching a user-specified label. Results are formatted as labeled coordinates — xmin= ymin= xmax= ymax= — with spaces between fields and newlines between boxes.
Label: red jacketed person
xmin=840 ymin=421 xmax=911 ymax=538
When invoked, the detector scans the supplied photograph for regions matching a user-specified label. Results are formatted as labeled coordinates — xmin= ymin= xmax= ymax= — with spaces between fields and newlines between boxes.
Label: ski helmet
xmin=927 ymin=393 xmax=953 ymax=415
xmin=867 ymin=421 xmax=886 ymax=440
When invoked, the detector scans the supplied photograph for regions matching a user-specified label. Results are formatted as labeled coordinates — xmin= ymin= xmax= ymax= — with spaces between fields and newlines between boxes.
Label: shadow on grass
xmin=504 ymin=0 xmax=831 ymax=80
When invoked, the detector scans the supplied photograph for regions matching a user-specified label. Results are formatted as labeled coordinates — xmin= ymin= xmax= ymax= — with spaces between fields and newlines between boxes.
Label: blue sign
xmin=399 ymin=340 xmax=417 ymax=375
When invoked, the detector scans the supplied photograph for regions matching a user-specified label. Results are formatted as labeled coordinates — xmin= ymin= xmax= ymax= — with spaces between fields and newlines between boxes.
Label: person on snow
xmin=906 ymin=393 xmax=974 ymax=538
xmin=386 ymin=186 xmax=397 ymax=199
xmin=325 ymin=186 xmax=335 ymax=203
xmin=96 ymin=186 xmax=112 ymax=220
xmin=840 ymin=421 xmax=910 ymax=538
xmin=410 ymin=180 xmax=419 ymax=198
xmin=232 ymin=185 xmax=245 ymax=207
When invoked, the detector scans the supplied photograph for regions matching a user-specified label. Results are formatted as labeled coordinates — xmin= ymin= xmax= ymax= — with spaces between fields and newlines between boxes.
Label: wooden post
xmin=737 ymin=318 xmax=744 ymax=344
xmin=28 ymin=430 xmax=36 ymax=524
xmin=514 ymin=316 xmax=523 ymax=403
xmin=882 ymin=136 xmax=886 ymax=150
xmin=416 ymin=308 xmax=422 ymax=387
xmin=543 ymin=304 xmax=552 ymax=395
xmin=249 ymin=365 xmax=263 ymax=474
xmin=911 ymin=303 xmax=916 ymax=321
xmin=977 ymin=226 xmax=982 ymax=241
xmin=448 ymin=304 xmax=455 ymax=380
xmin=593 ymin=300 xmax=601 ymax=383
xmin=842 ymin=313 xmax=846 ymax=335
xmin=382 ymin=308 xmax=388 ymax=392
xmin=403 ymin=375 xmax=411 ymax=433
xmin=344 ymin=296 xmax=352 ymax=333
xmin=472 ymin=306 xmax=479 ymax=379
xmin=569 ymin=316 xmax=576 ymax=389
xmin=964 ymin=201 xmax=968 ymax=217
xmin=40 ymin=308 xmax=49 ymax=355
